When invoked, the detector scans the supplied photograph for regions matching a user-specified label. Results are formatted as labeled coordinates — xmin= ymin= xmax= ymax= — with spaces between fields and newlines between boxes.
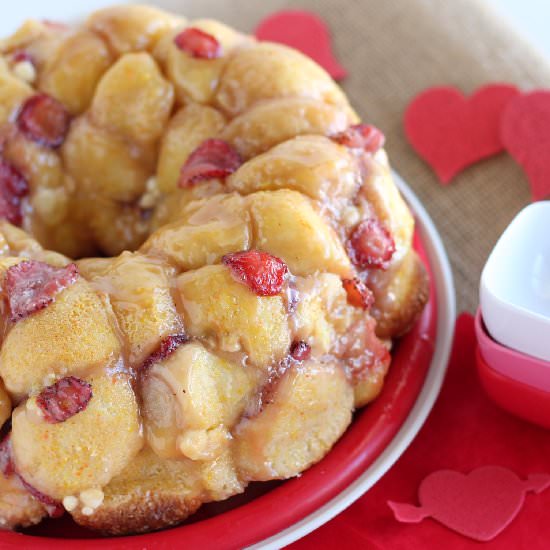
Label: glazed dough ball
xmin=86 ymin=5 xmax=183 ymax=55
xmin=90 ymin=52 xmax=174 ymax=145
xmin=158 ymin=19 xmax=252 ymax=105
xmin=221 ymin=97 xmax=357 ymax=159
xmin=62 ymin=116 xmax=154 ymax=203
xmin=39 ymin=30 xmax=113 ymax=115
xmin=0 ymin=68 xmax=33 ymax=125
xmin=156 ymin=104 xmax=226 ymax=193
xmin=142 ymin=341 xmax=254 ymax=460
xmin=11 ymin=371 xmax=142 ymax=499
xmin=228 ymin=135 xmax=360 ymax=205
xmin=143 ymin=194 xmax=251 ymax=270
xmin=177 ymin=265 xmax=290 ymax=367
xmin=248 ymin=190 xmax=353 ymax=277
xmin=216 ymin=42 xmax=353 ymax=116
xmin=234 ymin=361 xmax=353 ymax=480
xmin=83 ymin=252 xmax=182 ymax=365
xmin=0 ymin=279 xmax=120 ymax=399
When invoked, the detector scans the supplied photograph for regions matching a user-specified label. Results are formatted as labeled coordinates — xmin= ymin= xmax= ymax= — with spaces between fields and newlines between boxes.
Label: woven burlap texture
xmin=167 ymin=0 xmax=548 ymax=312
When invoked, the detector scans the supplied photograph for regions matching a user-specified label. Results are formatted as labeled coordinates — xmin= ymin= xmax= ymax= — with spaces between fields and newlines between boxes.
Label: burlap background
xmin=156 ymin=0 xmax=550 ymax=313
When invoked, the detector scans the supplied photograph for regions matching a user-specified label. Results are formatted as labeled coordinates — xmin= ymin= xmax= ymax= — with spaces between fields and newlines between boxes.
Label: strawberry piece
xmin=42 ymin=19 xmax=68 ymax=30
xmin=36 ymin=376 xmax=92 ymax=424
xmin=18 ymin=475 xmax=64 ymax=517
xmin=142 ymin=333 xmax=188 ymax=371
xmin=174 ymin=27 xmax=222 ymax=59
xmin=332 ymin=123 xmax=385 ymax=154
xmin=0 ymin=434 xmax=13 ymax=477
xmin=0 ymin=160 xmax=29 ymax=226
xmin=290 ymin=340 xmax=311 ymax=361
xmin=179 ymin=139 xmax=241 ymax=188
xmin=0 ymin=433 xmax=63 ymax=516
xmin=223 ymin=250 xmax=288 ymax=296
xmin=342 ymin=277 xmax=375 ymax=309
xmin=6 ymin=260 xmax=79 ymax=321
xmin=1 ymin=432 xmax=63 ymax=516
xmin=12 ymin=50 xmax=33 ymax=63
xmin=344 ymin=317 xmax=391 ymax=383
xmin=0 ymin=431 xmax=64 ymax=516
xmin=347 ymin=218 xmax=395 ymax=269
xmin=16 ymin=93 xmax=71 ymax=148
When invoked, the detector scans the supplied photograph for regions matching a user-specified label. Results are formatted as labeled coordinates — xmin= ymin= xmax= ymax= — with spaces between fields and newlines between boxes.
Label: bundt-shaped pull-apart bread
xmin=0 ymin=5 xmax=429 ymax=535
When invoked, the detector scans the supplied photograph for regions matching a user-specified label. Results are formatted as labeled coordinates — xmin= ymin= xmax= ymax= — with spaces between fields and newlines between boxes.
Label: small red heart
xmin=389 ymin=466 xmax=550 ymax=542
xmin=255 ymin=10 xmax=347 ymax=80
xmin=521 ymin=143 xmax=550 ymax=200
xmin=404 ymin=85 xmax=520 ymax=183
xmin=501 ymin=91 xmax=550 ymax=200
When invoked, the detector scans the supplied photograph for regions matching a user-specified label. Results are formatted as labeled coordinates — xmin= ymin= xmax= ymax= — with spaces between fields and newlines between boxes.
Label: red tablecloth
xmin=290 ymin=314 xmax=550 ymax=549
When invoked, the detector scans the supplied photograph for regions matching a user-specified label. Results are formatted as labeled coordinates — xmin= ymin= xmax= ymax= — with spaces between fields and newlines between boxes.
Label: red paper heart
xmin=404 ymin=85 xmax=520 ymax=183
xmin=521 ymin=143 xmax=550 ymax=200
xmin=255 ymin=10 xmax=347 ymax=80
xmin=501 ymin=91 xmax=550 ymax=200
xmin=389 ymin=466 xmax=550 ymax=541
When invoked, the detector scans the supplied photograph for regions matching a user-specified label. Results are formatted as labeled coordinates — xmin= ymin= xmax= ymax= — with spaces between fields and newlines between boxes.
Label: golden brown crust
xmin=72 ymin=492 xmax=203 ymax=535
xmin=371 ymin=250 xmax=430 ymax=338
xmin=70 ymin=447 xmax=242 ymax=535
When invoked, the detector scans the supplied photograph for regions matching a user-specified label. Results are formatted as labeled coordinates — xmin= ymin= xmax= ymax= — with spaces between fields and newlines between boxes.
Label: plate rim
xmin=251 ymin=172 xmax=456 ymax=549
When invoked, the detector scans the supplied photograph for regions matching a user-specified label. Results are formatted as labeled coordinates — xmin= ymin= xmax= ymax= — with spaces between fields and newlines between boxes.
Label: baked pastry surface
xmin=0 ymin=5 xmax=429 ymax=534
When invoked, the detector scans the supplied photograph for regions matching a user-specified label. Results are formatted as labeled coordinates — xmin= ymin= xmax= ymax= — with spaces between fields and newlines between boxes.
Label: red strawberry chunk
xmin=0 ymin=431 xmax=64 ymax=516
xmin=142 ymin=333 xmax=188 ymax=371
xmin=342 ymin=277 xmax=375 ymax=309
xmin=18 ymin=475 xmax=64 ymax=517
xmin=343 ymin=317 xmax=391 ymax=383
xmin=16 ymin=93 xmax=71 ymax=148
xmin=6 ymin=260 xmax=79 ymax=321
xmin=42 ymin=19 xmax=68 ymax=30
xmin=223 ymin=250 xmax=288 ymax=296
xmin=174 ymin=27 xmax=222 ymax=59
xmin=0 ymin=434 xmax=13 ymax=477
xmin=179 ymin=139 xmax=241 ymax=188
xmin=290 ymin=340 xmax=311 ymax=361
xmin=36 ymin=376 xmax=92 ymax=424
xmin=0 ymin=160 xmax=29 ymax=226
xmin=12 ymin=50 xmax=33 ymax=63
xmin=332 ymin=123 xmax=385 ymax=154
xmin=347 ymin=218 xmax=395 ymax=269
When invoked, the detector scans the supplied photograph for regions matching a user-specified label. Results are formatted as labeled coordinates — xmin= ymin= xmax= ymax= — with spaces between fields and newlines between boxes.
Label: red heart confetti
xmin=500 ymin=91 xmax=550 ymax=200
xmin=389 ymin=466 xmax=550 ymax=541
xmin=404 ymin=84 xmax=520 ymax=183
xmin=255 ymin=10 xmax=347 ymax=80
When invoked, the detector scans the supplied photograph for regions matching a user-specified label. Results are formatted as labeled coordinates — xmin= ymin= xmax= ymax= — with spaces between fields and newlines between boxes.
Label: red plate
xmin=2 ymin=233 xmax=437 ymax=549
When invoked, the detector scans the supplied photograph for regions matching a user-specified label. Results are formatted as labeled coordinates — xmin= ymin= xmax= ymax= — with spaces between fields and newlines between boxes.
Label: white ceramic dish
xmin=480 ymin=201 xmax=550 ymax=362
xmin=0 ymin=3 xmax=456 ymax=546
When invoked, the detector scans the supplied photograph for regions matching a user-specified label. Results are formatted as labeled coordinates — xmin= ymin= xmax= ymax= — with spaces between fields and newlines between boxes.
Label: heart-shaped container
xmin=475 ymin=309 xmax=550 ymax=429
xmin=480 ymin=201 xmax=550 ymax=362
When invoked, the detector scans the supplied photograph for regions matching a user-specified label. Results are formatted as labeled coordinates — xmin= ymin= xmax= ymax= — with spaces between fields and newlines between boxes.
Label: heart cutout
xmin=255 ymin=10 xmax=347 ymax=80
xmin=501 ymin=91 xmax=550 ymax=200
xmin=521 ymin=143 xmax=550 ymax=200
xmin=389 ymin=466 xmax=550 ymax=541
xmin=404 ymin=84 xmax=520 ymax=183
